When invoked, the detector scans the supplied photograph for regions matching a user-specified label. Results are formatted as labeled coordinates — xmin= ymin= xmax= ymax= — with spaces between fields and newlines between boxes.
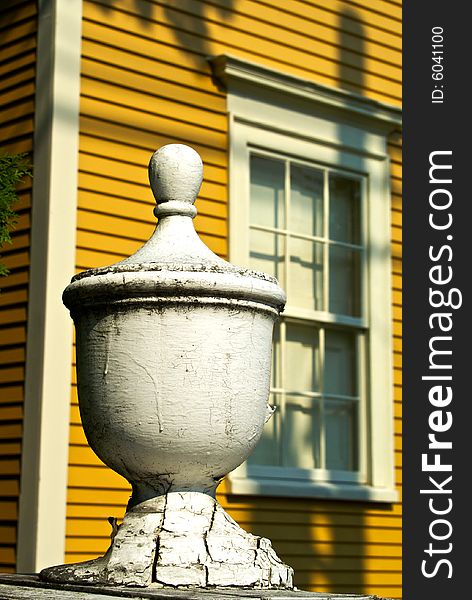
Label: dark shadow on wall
xmin=95 ymin=0 xmax=236 ymax=57
xmin=338 ymin=7 xmax=366 ymax=96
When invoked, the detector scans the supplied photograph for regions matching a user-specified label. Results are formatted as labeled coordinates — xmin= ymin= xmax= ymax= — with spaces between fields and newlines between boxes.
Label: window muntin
xmin=248 ymin=152 xmax=365 ymax=480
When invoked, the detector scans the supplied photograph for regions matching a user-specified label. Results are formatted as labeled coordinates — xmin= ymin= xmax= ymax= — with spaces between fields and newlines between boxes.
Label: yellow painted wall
xmin=0 ymin=0 xmax=37 ymax=573
xmin=66 ymin=1 xmax=402 ymax=598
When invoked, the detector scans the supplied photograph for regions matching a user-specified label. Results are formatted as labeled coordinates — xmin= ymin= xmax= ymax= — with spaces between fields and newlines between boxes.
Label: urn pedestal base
xmin=40 ymin=492 xmax=293 ymax=589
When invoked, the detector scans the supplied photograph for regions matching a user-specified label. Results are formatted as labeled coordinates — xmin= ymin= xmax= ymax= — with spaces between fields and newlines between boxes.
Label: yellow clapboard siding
xmin=81 ymin=37 xmax=224 ymax=98
xmin=0 ymin=458 xmax=21 ymax=477
xmin=392 ymin=289 xmax=402 ymax=306
xmin=0 ymin=138 xmax=33 ymax=156
xmin=0 ymin=251 xmax=30 ymax=272
xmin=0 ymin=40 xmax=36 ymax=70
xmin=0 ymin=387 xmax=23 ymax=406
xmin=0 ymin=17 xmax=35 ymax=49
xmin=210 ymin=0 xmax=401 ymax=61
xmin=0 ymin=326 xmax=26 ymax=346
xmin=0 ymin=479 xmax=19 ymax=498
xmin=0 ymin=347 xmax=25 ymax=365
xmin=0 ymin=404 xmax=22 ymax=424
xmin=79 ymin=135 xmax=227 ymax=186
xmin=85 ymin=1 xmax=400 ymax=102
xmin=391 ymin=194 xmax=401 ymax=213
xmin=0 ymin=546 xmax=16 ymax=566
xmin=155 ymin=0 xmax=402 ymax=76
xmin=295 ymin=558 xmax=401 ymax=574
xmin=68 ymin=425 xmax=90 ymax=446
xmin=0 ymin=0 xmax=36 ymax=22
xmin=1 ymin=104 xmax=35 ymax=136
xmin=76 ymin=228 xmax=227 ymax=259
xmin=1 ymin=0 xmax=36 ymax=572
xmin=76 ymin=229 xmax=150 ymax=259
xmin=67 ymin=487 xmax=131 ymax=506
xmin=391 ymin=226 xmax=402 ymax=243
xmin=392 ymin=259 xmax=401 ymax=277
xmin=79 ymin=153 xmax=226 ymax=203
xmin=75 ymin=248 xmax=128 ymax=271
xmin=78 ymin=171 xmax=225 ymax=211
xmin=245 ymin=523 xmax=401 ymax=544
xmin=0 ymin=527 xmax=16 ymax=545
xmin=68 ymin=465 xmax=130 ymax=490
xmin=81 ymin=76 xmax=227 ymax=134
xmin=0 ymin=307 xmax=27 ymax=326
xmin=0 ymin=367 xmax=25 ymax=385
xmin=0 ymin=290 xmax=28 ymax=307
xmin=0 ymin=80 xmax=35 ymax=109
xmin=79 ymin=116 xmax=227 ymax=167
xmin=0 ymin=49 xmax=35 ymax=78
xmin=0 ymin=272 xmax=29 ymax=292
xmin=0 ymin=120 xmax=34 ymax=148
xmin=84 ymin=0 xmax=401 ymax=101
xmin=78 ymin=189 xmax=227 ymax=221
xmin=0 ymin=423 xmax=22 ymax=440
xmin=391 ymin=209 xmax=402 ymax=228
xmin=81 ymin=58 xmax=226 ymax=117
xmin=65 ymin=537 xmax=118 ymax=555
xmin=263 ymin=0 xmax=401 ymax=35
xmin=77 ymin=209 xmax=155 ymax=243
xmin=0 ymin=65 xmax=35 ymax=93
xmin=80 ymin=96 xmax=227 ymax=152
xmin=154 ymin=0 xmax=400 ymax=77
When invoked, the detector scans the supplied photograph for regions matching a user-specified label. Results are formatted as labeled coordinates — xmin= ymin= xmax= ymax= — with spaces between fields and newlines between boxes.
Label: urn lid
xmin=63 ymin=144 xmax=286 ymax=313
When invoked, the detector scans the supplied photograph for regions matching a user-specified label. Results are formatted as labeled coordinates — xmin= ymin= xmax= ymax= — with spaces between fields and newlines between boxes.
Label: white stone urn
xmin=40 ymin=144 xmax=293 ymax=589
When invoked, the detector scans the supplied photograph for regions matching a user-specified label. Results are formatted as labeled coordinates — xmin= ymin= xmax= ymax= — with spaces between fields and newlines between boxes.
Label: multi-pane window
xmin=248 ymin=153 xmax=366 ymax=479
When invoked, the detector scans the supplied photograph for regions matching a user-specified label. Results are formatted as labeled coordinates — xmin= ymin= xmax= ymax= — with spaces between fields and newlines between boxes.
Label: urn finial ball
xmin=149 ymin=144 xmax=203 ymax=218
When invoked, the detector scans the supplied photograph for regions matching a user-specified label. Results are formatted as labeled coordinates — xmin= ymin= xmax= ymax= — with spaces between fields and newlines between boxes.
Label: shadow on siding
xmin=95 ymin=0 xmax=236 ymax=57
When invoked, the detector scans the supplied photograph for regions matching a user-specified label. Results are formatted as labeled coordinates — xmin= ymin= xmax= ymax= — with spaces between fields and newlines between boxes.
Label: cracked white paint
xmin=41 ymin=493 xmax=293 ymax=588
xmin=40 ymin=145 xmax=292 ymax=589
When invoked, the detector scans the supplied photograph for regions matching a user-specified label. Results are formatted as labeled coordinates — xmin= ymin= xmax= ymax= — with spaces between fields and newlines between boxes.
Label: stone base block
xmin=39 ymin=492 xmax=293 ymax=589
xmin=0 ymin=574 xmax=394 ymax=599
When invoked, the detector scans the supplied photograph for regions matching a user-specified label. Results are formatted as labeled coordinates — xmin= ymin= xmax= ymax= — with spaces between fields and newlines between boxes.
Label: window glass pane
xmin=249 ymin=230 xmax=285 ymax=282
xmin=284 ymin=396 xmax=321 ymax=469
xmin=286 ymin=323 xmax=320 ymax=393
xmin=329 ymin=174 xmax=361 ymax=244
xmin=289 ymin=238 xmax=324 ymax=310
xmin=324 ymin=400 xmax=357 ymax=471
xmin=250 ymin=155 xmax=285 ymax=229
xmin=290 ymin=164 xmax=323 ymax=237
xmin=249 ymin=393 xmax=279 ymax=466
xmin=329 ymin=246 xmax=361 ymax=316
xmin=324 ymin=330 xmax=356 ymax=396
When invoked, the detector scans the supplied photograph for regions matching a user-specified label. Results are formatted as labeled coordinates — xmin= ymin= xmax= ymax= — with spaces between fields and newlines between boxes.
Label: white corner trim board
xmin=17 ymin=0 xmax=83 ymax=572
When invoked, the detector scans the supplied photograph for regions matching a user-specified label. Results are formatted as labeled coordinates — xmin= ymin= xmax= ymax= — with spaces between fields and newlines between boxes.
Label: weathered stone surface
xmin=40 ymin=493 xmax=293 ymax=589
xmin=0 ymin=575 xmax=395 ymax=599
xmin=50 ymin=144 xmax=292 ymax=590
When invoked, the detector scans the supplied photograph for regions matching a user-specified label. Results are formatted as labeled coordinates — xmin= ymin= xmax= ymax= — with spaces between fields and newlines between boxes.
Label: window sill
xmin=227 ymin=473 xmax=398 ymax=503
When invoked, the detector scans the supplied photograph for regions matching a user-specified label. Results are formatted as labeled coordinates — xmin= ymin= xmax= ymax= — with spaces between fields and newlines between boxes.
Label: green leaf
xmin=0 ymin=152 xmax=32 ymax=276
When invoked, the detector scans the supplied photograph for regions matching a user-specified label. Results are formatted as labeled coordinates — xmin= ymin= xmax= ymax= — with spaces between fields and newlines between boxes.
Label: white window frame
xmin=210 ymin=55 xmax=401 ymax=503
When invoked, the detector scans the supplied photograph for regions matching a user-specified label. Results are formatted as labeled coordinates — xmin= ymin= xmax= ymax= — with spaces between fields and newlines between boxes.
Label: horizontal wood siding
xmin=0 ymin=0 xmax=36 ymax=573
xmin=66 ymin=1 xmax=402 ymax=598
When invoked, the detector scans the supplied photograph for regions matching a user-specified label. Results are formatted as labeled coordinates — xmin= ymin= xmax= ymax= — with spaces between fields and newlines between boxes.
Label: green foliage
xmin=0 ymin=152 xmax=31 ymax=276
